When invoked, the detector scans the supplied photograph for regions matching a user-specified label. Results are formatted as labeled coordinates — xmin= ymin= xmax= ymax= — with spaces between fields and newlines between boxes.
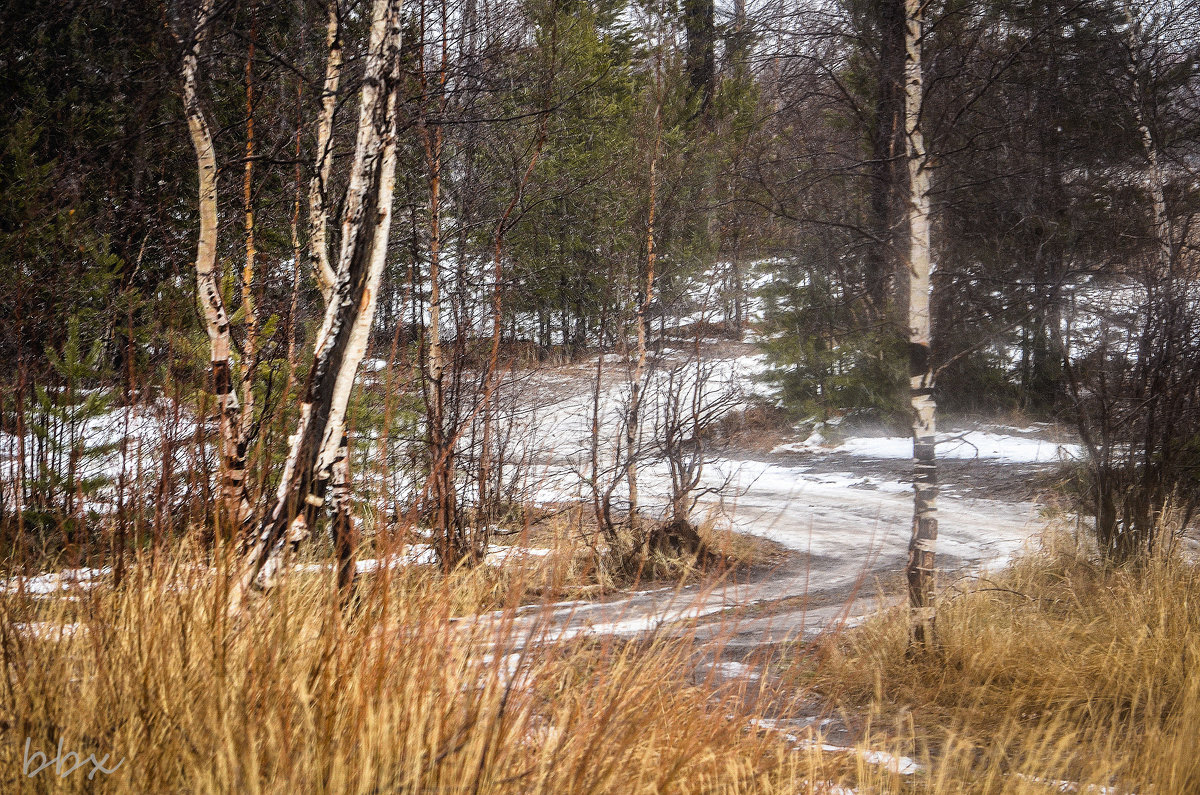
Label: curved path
xmin=470 ymin=454 xmax=1044 ymax=652
xmin=471 ymin=348 xmax=1055 ymax=652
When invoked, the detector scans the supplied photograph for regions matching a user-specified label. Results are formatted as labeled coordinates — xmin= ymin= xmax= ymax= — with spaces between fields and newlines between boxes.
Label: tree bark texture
xmin=234 ymin=0 xmax=403 ymax=606
xmin=181 ymin=0 xmax=249 ymax=536
xmin=902 ymin=0 xmax=938 ymax=647
xmin=1124 ymin=3 xmax=1172 ymax=275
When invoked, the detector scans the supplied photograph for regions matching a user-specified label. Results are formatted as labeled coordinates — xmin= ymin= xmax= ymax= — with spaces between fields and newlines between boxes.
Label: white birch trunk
xmin=902 ymin=0 xmax=938 ymax=646
xmin=233 ymin=18 xmax=258 ymax=534
xmin=1124 ymin=3 xmax=1172 ymax=274
xmin=233 ymin=0 xmax=403 ymax=607
xmin=181 ymin=0 xmax=245 ymax=534
xmin=424 ymin=112 xmax=452 ymax=560
xmin=309 ymin=0 xmax=343 ymax=301
xmin=307 ymin=1 xmax=354 ymax=579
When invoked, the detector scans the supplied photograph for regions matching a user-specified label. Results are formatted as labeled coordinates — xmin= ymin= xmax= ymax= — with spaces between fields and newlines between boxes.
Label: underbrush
xmin=0 ymin=501 xmax=783 ymax=620
xmin=0 ymin=549 xmax=805 ymax=794
xmin=6 ymin=530 xmax=1195 ymax=792
xmin=586 ymin=514 xmax=784 ymax=591
xmin=481 ymin=504 xmax=784 ymax=594
xmin=806 ymin=533 xmax=1200 ymax=791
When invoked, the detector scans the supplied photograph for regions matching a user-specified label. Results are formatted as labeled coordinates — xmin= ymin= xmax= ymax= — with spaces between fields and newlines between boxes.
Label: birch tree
xmin=625 ymin=112 xmax=658 ymax=534
xmin=1123 ymin=2 xmax=1172 ymax=275
xmin=901 ymin=0 xmax=938 ymax=647
xmin=418 ymin=7 xmax=457 ymax=563
xmin=625 ymin=22 xmax=664 ymax=537
xmin=179 ymin=0 xmax=253 ymax=535
xmin=306 ymin=0 xmax=355 ymax=582
xmin=309 ymin=0 xmax=344 ymax=301
xmin=235 ymin=7 xmax=259 ymax=534
xmin=234 ymin=0 xmax=404 ymax=606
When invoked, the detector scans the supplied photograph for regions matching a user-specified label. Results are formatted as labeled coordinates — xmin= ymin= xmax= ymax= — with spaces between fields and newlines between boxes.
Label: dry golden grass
xmin=0 ymin=548 xmax=803 ymax=794
xmin=446 ymin=507 xmax=784 ymax=598
xmin=4 ymin=530 xmax=1198 ymax=793
xmin=808 ymin=532 xmax=1200 ymax=792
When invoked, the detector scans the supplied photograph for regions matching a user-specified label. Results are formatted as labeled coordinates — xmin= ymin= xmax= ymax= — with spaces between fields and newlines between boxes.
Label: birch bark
xmin=234 ymin=0 xmax=403 ymax=606
xmin=901 ymin=0 xmax=938 ymax=647
xmin=1124 ymin=3 xmax=1172 ymax=275
xmin=308 ymin=0 xmax=355 ymax=589
xmin=233 ymin=13 xmax=258 ymax=534
xmin=422 ymin=82 xmax=453 ymax=562
xmin=181 ymin=0 xmax=247 ymax=536
xmin=309 ymin=0 xmax=343 ymax=300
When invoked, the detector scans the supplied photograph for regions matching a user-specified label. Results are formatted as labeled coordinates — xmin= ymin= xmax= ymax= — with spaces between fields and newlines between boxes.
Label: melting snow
xmin=294 ymin=544 xmax=554 ymax=575
xmin=3 ymin=566 xmax=110 ymax=595
xmin=708 ymin=660 xmax=759 ymax=680
xmin=778 ymin=430 xmax=1080 ymax=464
xmin=749 ymin=718 xmax=922 ymax=775
xmin=13 ymin=622 xmax=85 ymax=640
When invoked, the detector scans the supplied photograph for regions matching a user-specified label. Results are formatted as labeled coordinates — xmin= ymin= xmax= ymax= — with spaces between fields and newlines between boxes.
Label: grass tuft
xmin=0 ymin=548 xmax=799 ymax=794
xmin=806 ymin=533 xmax=1200 ymax=791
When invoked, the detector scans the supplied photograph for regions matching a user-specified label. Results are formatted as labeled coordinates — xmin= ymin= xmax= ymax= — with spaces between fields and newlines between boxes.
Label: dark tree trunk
xmin=867 ymin=0 xmax=907 ymax=320
xmin=684 ymin=0 xmax=716 ymax=114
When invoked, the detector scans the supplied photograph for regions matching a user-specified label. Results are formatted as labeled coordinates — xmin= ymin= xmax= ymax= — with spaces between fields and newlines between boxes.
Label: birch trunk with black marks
xmin=181 ymin=0 xmax=245 ymax=537
xmin=424 ymin=96 xmax=454 ymax=565
xmin=307 ymin=0 xmax=355 ymax=583
xmin=1124 ymin=3 xmax=1171 ymax=275
xmin=309 ymin=0 xmax=343 ymax=301
xmin=902 ymin=0 xmax=938 ymax=647
xmin=425 ymin=296 xmax=454 ymax=558
xmin=233 ymin=12 xmax=259 ymax=535
xmin=234 ymin=0 xmax=403 ymax=607
xmin=287 ymin=69 xmax=304 ymax=386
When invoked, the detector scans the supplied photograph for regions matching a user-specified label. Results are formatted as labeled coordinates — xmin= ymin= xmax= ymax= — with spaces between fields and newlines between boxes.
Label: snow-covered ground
xmin=438 ymin=342 xmax=1059 ymax=646
xmin=501 ymin=343 xmax=1051 ymax=552
xmin=2 ymin=566 xmax=111 ymax=596
xmin=0 ymin=396 xmax=198 ymax=515
xmin=4 ymin=341 xmax=1069 ymax=649
xmin=776 ymin=428 xmax=1081 ymax=464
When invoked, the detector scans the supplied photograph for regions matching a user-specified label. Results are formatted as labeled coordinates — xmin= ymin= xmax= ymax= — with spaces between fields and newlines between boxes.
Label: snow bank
xmin=778 ymin=430 xmax=1081 ymax=464
xmin=3 ymin=566 xmax=110 ymax=595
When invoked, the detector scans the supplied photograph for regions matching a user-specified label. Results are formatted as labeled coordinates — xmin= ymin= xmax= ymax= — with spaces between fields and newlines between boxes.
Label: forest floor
xmin=468 ymin=340 xmax=1081 ymax=673
xmin=2 ymin=340 xmax=1085 ymax=651
xmin=10 ymin=343 xmax=1182 ymax=792
xmin=3 ymin=340 xmax=1080 ymax=643
xmin=425 ymin=340 xmax=1088 ymax=762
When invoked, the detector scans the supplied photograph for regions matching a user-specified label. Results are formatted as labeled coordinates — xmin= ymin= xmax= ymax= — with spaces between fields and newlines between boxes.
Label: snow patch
xmin=749 ymin=718 xmax=922 ymax=775
xmin=708 ymin=660 xmax=758 ymax=680
xmin=780 ymin=430 xmax=1080 ymax=464
xmin=13 ymin=622 xmax=85 ymax=640
xmin=3 ymin=567 xmax=110 ymax=595
xmin=748 ymin=720 xmax=926 ymax=778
